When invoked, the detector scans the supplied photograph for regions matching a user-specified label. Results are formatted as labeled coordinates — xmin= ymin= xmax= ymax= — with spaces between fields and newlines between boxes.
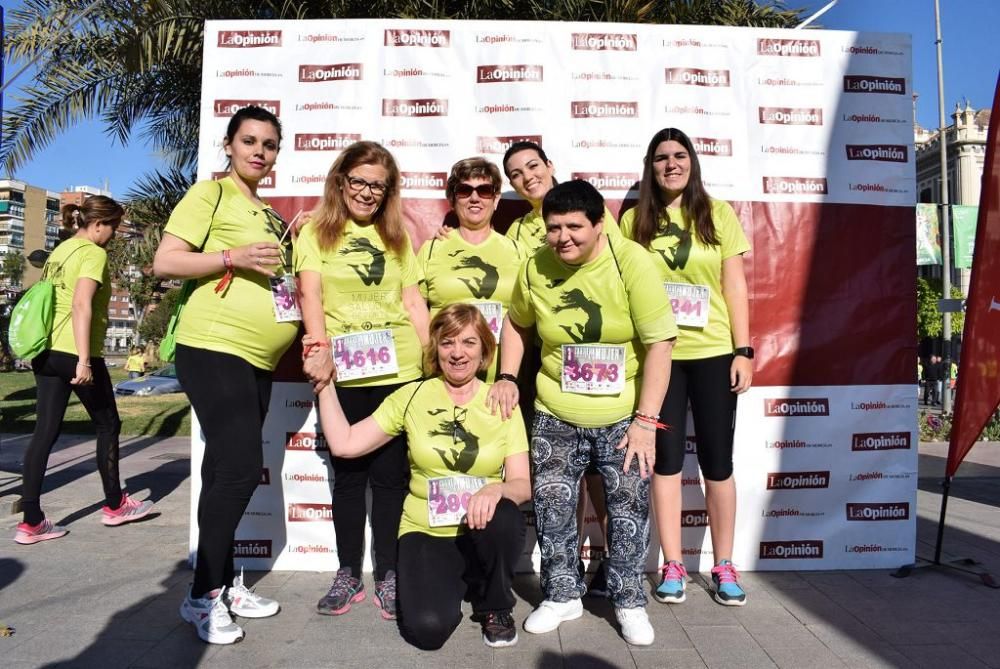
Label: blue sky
xmin=3 ymin=0 xmax=998 ymax=196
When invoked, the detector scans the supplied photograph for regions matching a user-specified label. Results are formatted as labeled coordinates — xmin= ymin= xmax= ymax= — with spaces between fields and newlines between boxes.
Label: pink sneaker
xmin=14 ymin=518 xmax=68 ymax=545
xmin=102 ymin=493 xmax=154 ymax=527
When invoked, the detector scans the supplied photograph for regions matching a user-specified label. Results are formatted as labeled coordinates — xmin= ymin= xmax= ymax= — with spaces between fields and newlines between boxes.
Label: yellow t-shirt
xmin=164 ymin=178 xmax=298 ymax=371
xmin=125 ymin=355 xmax=145 ymax=373
xmin=505 ymin=206 xmax=621 ymax=256
xmin=417 ymin=230 xmax=527 ymax=381
xmin=508 ymin=236 xmax=678 ymax=428
xmin=620 ymin=200 xmax=750 ymax=360
xmin=372 ymin=377 xmax=528 ymax=538
xmin=294 ymin=219 xmax=423 ymax=387
xmin=48 ymin=238 xmax=110 ymax=357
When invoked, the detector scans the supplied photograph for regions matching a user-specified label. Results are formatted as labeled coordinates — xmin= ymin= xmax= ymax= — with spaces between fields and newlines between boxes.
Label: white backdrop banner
xmin=189 ymin=18 xmax=918 ymax=572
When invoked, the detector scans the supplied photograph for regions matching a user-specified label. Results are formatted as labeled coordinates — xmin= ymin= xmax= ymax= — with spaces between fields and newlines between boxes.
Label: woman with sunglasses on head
xmin=16 ymin=195 xmax=155 ymax=547
xmin=620 ymin=127 xmax=752 ymax=608
xmin=154 ymin=105 xmax=296 ymax=644
xmin=305 ymin=304 xmax=529 ymax=650
xmin=417 ymin=157 xmax=526 ymax=382
xmin=296 ymin=140 xmax=430 ymax=623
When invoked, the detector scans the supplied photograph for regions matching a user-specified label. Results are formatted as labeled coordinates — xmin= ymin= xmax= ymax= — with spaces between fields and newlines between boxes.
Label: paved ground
xmin=1 ymin=432 xmax=998 ymax=669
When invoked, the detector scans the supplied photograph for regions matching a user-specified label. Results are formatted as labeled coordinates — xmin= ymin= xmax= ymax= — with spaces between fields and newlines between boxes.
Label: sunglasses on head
xmin=454 ymin=183 xmax=497 ymax=199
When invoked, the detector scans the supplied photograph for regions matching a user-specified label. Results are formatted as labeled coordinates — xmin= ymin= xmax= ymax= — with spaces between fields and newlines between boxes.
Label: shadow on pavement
xmin=0 ymin=557 xmax=25 ymax=592
xmin=918 ymin=453 xmax=1000 ymax=508
xmin=37 ymin=560 xmax=207 ymax=669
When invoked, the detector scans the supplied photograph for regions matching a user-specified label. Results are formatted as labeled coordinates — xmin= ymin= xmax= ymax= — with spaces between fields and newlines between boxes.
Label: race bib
xmin=664 ymin=282 xmax=710 ymax=328
xmin=332 ymin=329 xmax=399 ymax=381
xmin=427 ymin=475 xmax=487 ymax=527
xmin=269 ymin=274 xmax=302 ymax=323
xmin=561 ymin=344 xmax=626 ymax=395
xmin=473 ymin=301 xmax=503 ymax=341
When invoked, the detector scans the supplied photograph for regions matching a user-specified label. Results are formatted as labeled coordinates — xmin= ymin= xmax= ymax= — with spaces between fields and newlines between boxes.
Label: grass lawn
xmin=0 ymin=366 xmax=191 ymax=437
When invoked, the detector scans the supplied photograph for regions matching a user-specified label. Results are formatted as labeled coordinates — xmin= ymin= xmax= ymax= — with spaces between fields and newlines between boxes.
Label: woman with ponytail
xmin=15 ymin=195 xmax=154 ymax=546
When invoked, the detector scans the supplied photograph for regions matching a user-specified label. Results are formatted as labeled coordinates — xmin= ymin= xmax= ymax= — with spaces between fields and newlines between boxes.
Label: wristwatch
xmin=733 ymin=346 xmax=755 ymax=359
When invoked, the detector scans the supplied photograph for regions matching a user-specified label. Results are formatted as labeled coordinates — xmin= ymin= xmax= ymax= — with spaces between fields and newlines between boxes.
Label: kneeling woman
xmin=311 ymin=304 xmax=531 ymax=650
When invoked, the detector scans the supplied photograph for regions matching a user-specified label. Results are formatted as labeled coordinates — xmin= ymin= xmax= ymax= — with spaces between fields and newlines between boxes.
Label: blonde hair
xmin=310 ymin=141 xmax=406 ymax=256
xmin=424 ymin=304 xmax=496 ymax=377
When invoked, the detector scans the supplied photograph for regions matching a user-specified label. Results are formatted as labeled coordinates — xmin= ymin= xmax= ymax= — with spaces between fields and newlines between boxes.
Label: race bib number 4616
xmin=333 ymin=329 xmax=399 ymax=381
xmin=561 ymin=344 xmax=626 ymax=395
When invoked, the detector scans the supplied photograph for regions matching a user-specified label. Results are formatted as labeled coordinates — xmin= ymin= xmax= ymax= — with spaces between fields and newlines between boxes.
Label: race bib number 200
xmin=427 ymin=475 xmax=487 ymax=527
xmin=561 ymin=344 xmax=626 ymax=395
xmin=332 ymin=329 xmax=399 ymax=381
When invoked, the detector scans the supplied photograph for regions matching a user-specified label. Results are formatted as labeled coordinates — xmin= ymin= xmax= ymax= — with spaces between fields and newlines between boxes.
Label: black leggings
xmin=655 ymin=354 xmax=738 ymax=480
xmin=397 ymin=498 xmax=525 ymax=650
xmin=22 ymin=350 xmax=123 ymax=526
xmin=175 ymin=344 xmax=272 ymax=598
xmin=329 ymin=382 xmax=409 ymax=580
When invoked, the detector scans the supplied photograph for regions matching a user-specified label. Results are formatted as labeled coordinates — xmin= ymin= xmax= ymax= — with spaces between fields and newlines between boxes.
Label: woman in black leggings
xmin=153 ymin=105 xmax=298 ymax=644
xmin=16 ymin=195 xmax=154 ymax=546
xmin=310 ymin=304 xmax=531 ymax=650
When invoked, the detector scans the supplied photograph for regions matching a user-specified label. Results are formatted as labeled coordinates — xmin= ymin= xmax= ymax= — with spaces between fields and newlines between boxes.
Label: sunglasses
xmin=452 ymin=406 xmax=469 ymax=444
xmin=454 ymin=183 xmax=497 ymax=200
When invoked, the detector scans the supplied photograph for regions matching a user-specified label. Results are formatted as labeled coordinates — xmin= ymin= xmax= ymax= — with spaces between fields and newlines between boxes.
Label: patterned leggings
xmin=531 ymin=412 xmax=650 ymax=608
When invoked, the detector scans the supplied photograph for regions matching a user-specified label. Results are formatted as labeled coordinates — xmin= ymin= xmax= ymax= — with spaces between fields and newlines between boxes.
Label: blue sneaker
xmin=710 ymin=560 xmax=746 ymax=606
xmin=654 ymin=561 xmax=687 ymax=604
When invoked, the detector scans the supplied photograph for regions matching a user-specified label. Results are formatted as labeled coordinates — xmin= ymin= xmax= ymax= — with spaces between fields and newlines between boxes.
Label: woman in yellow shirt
xmin=621 ymin=127 xmax=752 ymax=607
xmin=125 ymin=346 xmax=146 ymax=379
xmin=296 ymin=141 xmax=430 ymax=622
xmin=16 ymin=196 xmax=154 ymax=546
xmin=154 ymin=105 xmax=296 ymax=644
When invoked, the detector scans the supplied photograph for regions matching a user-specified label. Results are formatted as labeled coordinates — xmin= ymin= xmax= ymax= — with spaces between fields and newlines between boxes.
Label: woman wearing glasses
xmin=306 ymin=304 xmax=530 ymax=649
xmin=296 ymin=141 xmax=430 ymax=623
xmin=418 ymin=157 xmax=525 ymax=381
xmin=154 ymin=105 xmax=296 ymax=644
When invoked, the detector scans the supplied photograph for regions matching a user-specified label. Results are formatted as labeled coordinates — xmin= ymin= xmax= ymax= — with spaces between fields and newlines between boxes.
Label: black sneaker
xmin=373 ymin=570 xmax=397 ymax=620
xmin=316 ymin=567 xmax=365 ymax=615
xmin=481 ymin=610 xmax=518 ymax=648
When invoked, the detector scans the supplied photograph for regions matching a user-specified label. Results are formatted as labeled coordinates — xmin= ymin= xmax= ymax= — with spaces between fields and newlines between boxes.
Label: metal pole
xmin=796 ymin=0 xmax=840 ymax=29
xmin=933 ymin=476 xmax=952 ymax=564
xmin=935 ymin=0 xmax=953 ymax=413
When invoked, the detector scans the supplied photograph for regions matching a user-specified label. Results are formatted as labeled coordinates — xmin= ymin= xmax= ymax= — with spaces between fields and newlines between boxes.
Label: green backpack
xmin=7 ymin=245 xmax=84 ymax=360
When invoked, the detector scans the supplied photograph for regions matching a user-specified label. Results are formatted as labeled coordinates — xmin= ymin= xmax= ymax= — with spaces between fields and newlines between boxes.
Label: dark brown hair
xmin=60 ymin=195 xmax=124 ymax=232
xmin=424 ymin=303 xmax=496 ymax=377
xmin=445 ymin=157 xmax=502 ymax=206
xmin=631 ymin=128 xmax=719 ymax=248
xmin=310 ymin=141 xmax=406 ymax=256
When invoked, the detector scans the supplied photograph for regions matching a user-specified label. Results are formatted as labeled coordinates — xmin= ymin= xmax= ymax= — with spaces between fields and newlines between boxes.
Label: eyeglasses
xmin=454 ymin=183 xmax=497 ymax=200
xmin=346 ymin=176 xmax=388 ymax=197
xmin=452 ymin=406 xmax=469 ymax=444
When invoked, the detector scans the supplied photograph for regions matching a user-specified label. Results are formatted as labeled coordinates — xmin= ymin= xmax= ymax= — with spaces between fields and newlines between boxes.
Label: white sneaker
xmin=523 ymin=598 xmax=583 ymax=634
xmin=225 ymin=568 xmax=280 ymax=618
xmin=616 ymin=606 xmax=654 ymax=646
xmin=180 ymin=587 xmax=245 ymax=644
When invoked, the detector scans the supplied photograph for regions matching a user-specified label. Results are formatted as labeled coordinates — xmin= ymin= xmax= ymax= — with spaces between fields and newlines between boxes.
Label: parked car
xmin=114 ymin=364 xmax=183 ymax=397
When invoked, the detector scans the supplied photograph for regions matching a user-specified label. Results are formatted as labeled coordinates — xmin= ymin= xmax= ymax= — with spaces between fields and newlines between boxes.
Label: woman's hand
xmin=465 ymin=482 xmax=503 ymax=529
xmin=302 ymin=334 xmax=336 ymax=393
xmin=486 ymin=379 xmax=519 ymax=421
xmin=70 ymin=361 xmax=93 ymax=386
xmin=730 ymin=355 xmax=753 ymax=394
xmin=615 ymin=421 xmax=656 ymax=479
xmin=433 ymin=224 xmax=452 ymax=242
xmin=230 ymin=242 xmax=283 ymax=277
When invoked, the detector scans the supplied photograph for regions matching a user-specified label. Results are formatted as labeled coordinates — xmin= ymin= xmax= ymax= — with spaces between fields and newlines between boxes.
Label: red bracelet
xmin=222 ymin=249 xmax=233 ymax=269
xmin=215 ymin=250 xmax=235 ymax=294
xmin=302 ymin=340 xmax=330 ymax=360
xmin=634 ymin=414 xmax=670 ymax=430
